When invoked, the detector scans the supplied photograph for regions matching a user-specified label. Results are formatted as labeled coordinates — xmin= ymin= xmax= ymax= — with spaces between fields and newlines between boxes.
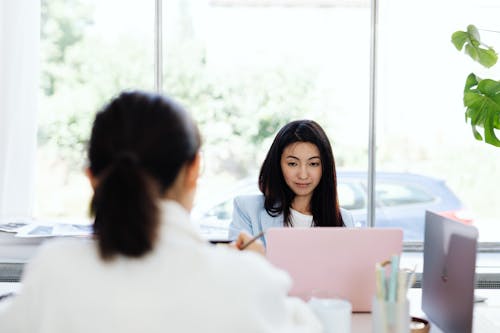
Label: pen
xmin=407 ymin=268 xmax=416 ymax=290
xmin=239 ymin=231 xmax=265 ymax=250
xmin=397 ymin=270 xmax=408 ymax=302
xmin=208 ymin=239 xmax=232 ymax=245
xmin=388 ymin=254 xmax=400 ymax=302
xmin=0 ymin=292 xmax=15 ymax=301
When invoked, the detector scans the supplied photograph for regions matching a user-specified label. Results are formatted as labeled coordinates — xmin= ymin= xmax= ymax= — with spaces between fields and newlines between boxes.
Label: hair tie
xmin=114 ymin=151 xmax=140 ymax=165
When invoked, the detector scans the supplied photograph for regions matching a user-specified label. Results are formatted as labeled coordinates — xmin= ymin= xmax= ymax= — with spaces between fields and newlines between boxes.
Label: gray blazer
xmin=229 ymin=194 xmax=355 ymax=246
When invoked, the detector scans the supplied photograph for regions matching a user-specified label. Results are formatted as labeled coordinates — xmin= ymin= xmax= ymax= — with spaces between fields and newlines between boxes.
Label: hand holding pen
xmin=234 ymin=231 xmax=266 ymax=255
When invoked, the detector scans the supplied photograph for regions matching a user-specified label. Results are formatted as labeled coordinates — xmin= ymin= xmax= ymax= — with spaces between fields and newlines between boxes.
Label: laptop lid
xmin=265 ymin=227 xmax=403 ymax=312
xmin=422 ymin=211 xmax=478 ymax=333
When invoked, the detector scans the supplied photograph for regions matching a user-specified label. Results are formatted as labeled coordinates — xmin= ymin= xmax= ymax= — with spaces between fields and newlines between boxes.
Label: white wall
xmin=0 ymin=1 xmax=40 ymax=217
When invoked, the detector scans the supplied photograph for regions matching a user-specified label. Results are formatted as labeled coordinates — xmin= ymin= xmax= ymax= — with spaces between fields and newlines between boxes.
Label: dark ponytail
xmin=91 ymin=153 xmax=159 ymax=260
xmin=88 ymin=91 xmax=200 ymax=260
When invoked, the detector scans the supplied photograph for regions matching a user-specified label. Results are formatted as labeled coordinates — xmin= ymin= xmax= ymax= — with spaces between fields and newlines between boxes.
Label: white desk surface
xmin=0 ymin=282 xmax=19 ymax=295
xmin=1 ymin=283 xmax=499 ymax=332
xmin=351 ymin=288 xmax=500 ymax=333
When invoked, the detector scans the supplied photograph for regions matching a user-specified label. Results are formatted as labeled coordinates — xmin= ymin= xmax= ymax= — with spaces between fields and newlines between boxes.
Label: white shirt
xmin=290 ymin=208 xmax=313 ymax=228
xmin=0 ymin=200 xmax=321 ymax=333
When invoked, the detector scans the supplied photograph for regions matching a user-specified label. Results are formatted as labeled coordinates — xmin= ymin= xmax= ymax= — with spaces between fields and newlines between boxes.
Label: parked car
xmin=192 ymin=171 xmax=471 ymax=241
xmin=337 ymin=172 xmax=472 ymax=241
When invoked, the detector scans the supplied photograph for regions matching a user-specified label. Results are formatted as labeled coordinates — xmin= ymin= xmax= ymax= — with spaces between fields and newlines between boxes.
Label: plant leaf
xmin=465 ymin=44 xmax=479 ymax=62
xmin=484 ymin=114 xmax=500 ymax=147
xmin=467 ymin=25 xmax=480 ymax=42
xmin=471 ymin=124 xmax=483 ymax=141
xmin=478 ymin=79 xmax=500 ymax=96
xmin=452 ymin=25 xmax=498 ymax=68
xmin=451 ymin=31 xmax=469 ymax=51
xmin=463 ymin=75 xmax=500 ymax=146
xmin=478 ymin=48 xmax=498 ymax=68
xmin=464 ymin=73 xmax=478 ymax=92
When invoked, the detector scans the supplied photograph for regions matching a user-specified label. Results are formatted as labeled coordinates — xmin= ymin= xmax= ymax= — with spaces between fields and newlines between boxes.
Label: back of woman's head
xmin=88 ymin=91 xmax=201 ymax=260
xmin=259 ymin=120 xmax=343 ymax=227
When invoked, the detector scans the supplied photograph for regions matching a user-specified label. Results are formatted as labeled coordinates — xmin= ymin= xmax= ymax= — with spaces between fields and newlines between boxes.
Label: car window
xmin=376 ymin=183 xmax=436 ymax=207
xmin=338 ymin=182 xmax=365 ymax=210
xmin=204 ymin=200 xmax=233 ymax=220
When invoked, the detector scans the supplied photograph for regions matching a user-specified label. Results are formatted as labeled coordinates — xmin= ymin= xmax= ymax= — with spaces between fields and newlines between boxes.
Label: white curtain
xmin=0 ymin=1 xmax=40 ymax=218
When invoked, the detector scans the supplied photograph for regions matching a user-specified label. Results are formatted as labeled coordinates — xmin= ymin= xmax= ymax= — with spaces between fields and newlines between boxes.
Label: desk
xmin=1 ymin=283 xmax=500 ymax=332
xmin=0 ymin=282 xmax=20 ymax=312
xmin=0 ymin=282 xmax=19 ymax=296
xmin=351 ymin=288 xmax=500 ymax=332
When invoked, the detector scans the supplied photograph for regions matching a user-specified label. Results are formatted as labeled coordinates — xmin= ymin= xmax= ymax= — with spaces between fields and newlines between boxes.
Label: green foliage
xmin=41 ymin=0 xmax=94 ymax=95
xmin=163 ymin=43 xmax=319 ymax=178
xmin=452 ymin=25 xmax=500 ymax=147
xmin=39 ymin=1 xmax=321 ymax=177
xmin=463 ymin=74 xmax=500 ymax=146
xmin=452 ymin=25 xmax=498 ymax=68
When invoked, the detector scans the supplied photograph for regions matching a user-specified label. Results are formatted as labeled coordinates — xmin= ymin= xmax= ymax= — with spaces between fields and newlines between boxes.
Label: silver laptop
xmin=422 ymin=211 xmax=478 ymax=333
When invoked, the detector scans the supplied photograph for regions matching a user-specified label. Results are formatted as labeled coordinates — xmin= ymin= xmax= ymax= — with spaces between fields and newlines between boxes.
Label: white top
xmin=290 ymin=209 xmax=313 ymax=228
xmin=0 ymin=200 xmax=321 ymax=333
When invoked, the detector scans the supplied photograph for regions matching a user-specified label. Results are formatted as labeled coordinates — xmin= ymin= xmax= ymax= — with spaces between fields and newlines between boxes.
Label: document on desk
xmin=0 ymin=222 xmax=29 ymax=233
xmin=0 ymin=219 xmax=93 ymax=238
xmin=14 ymin=223 xmax=93 ymax=238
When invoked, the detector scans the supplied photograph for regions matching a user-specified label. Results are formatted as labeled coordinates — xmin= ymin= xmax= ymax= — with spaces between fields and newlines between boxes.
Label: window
xmin=375 ymin=0 xmax=500 ymax=243
xmin=163 ymin=0 xmax=371 ymax=228
xmin=338 ymin=183 xmax=366 ymax=211
xmin=37 ymin=0 xmax=154 ymax=219
xmin=376 ymin=184 xmax=435 ymax=207
xmin=2 ymin=0 xmax=498 ymax=250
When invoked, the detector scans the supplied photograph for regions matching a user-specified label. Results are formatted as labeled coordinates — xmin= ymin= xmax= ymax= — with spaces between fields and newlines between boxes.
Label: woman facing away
xmin=0 ymin=92 xmax=321 ymax=333
xmin=229 ymin=120 xmax=355 ymax=246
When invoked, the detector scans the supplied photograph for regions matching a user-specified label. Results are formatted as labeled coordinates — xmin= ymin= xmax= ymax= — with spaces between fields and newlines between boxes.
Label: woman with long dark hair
xmin=229 ymin=120 xmax=354 ymax=245
xmin=0 ymin=92 xmax=321 ymax=333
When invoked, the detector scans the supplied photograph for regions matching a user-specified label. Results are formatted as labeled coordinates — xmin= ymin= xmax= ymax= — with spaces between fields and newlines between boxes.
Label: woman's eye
xmin=287 ymin=162 xmax=297 ymax=167
xmin=310 ymin=162 xmax=321 ymax=167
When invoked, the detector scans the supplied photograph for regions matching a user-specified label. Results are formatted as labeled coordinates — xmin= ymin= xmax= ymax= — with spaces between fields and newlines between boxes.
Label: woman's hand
xmin=231 ymin=231 xmax=265 ymax=256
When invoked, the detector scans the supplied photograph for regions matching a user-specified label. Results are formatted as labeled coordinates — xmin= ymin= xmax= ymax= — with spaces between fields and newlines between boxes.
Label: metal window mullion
xmin=154 ymin=0 xmax=163 ymax=92
xmin=367 ymin=0 xmax=378 ymax=228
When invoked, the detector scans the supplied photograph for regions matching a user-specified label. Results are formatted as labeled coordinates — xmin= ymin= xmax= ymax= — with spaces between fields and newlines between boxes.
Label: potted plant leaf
xmin=451 ymin=25 xmax=500 ymax=147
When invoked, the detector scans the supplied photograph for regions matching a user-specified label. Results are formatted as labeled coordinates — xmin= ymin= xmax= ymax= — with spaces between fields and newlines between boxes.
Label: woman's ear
xmin=184 ymin=153 xmax=201 ymax=190
xmin=85 ymin=168 xmax=98 ymax=190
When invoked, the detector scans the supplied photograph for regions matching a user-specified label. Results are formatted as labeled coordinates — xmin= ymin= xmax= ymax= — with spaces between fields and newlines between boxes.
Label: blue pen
xmin=388 ymin=254 xmax=400 ymax=302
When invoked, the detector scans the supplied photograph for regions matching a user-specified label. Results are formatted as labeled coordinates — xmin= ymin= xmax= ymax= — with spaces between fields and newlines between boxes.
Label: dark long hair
xmin=258 ymin=120 xmax=344 ymax=227
xmin=88 ymin=91 xmax=201 ymax=260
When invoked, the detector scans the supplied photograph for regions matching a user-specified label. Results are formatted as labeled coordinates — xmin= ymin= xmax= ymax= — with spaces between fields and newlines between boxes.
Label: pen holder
xmin=372 ymin=297 xmax=410 ymax=333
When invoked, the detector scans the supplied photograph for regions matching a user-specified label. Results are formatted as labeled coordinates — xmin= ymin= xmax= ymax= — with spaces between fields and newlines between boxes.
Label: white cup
xmin=308 ymin=298 xmax=352 ymax=333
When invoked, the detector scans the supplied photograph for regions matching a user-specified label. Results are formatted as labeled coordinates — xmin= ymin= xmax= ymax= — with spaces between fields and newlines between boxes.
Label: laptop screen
xmin=422 ymin=211 xmax=478 ymax=333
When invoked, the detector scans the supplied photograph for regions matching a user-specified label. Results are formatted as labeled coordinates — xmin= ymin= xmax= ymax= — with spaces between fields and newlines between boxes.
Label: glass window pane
xmin=37 ymin=0 xmax=155 ymax=219
xmin=164 ymin=1 xmax=371 ymax=236
xmin=376 ymin=183 xmax=435 ymax=207
xmin=376 ymin=0 xmax=500 ymax=242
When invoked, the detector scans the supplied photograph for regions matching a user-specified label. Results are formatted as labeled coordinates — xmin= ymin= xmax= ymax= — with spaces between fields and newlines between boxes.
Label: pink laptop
xmin=266 ymin=227 xmax=403 ymax=312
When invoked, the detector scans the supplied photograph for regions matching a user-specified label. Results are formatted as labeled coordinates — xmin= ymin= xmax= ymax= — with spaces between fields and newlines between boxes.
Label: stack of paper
xmin=0 ymin=219 xmax=93 ymax=238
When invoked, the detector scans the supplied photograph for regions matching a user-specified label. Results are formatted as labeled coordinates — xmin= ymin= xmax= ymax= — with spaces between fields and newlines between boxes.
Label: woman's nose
xmin=298 ymin=166 xmax=308 ymax=179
